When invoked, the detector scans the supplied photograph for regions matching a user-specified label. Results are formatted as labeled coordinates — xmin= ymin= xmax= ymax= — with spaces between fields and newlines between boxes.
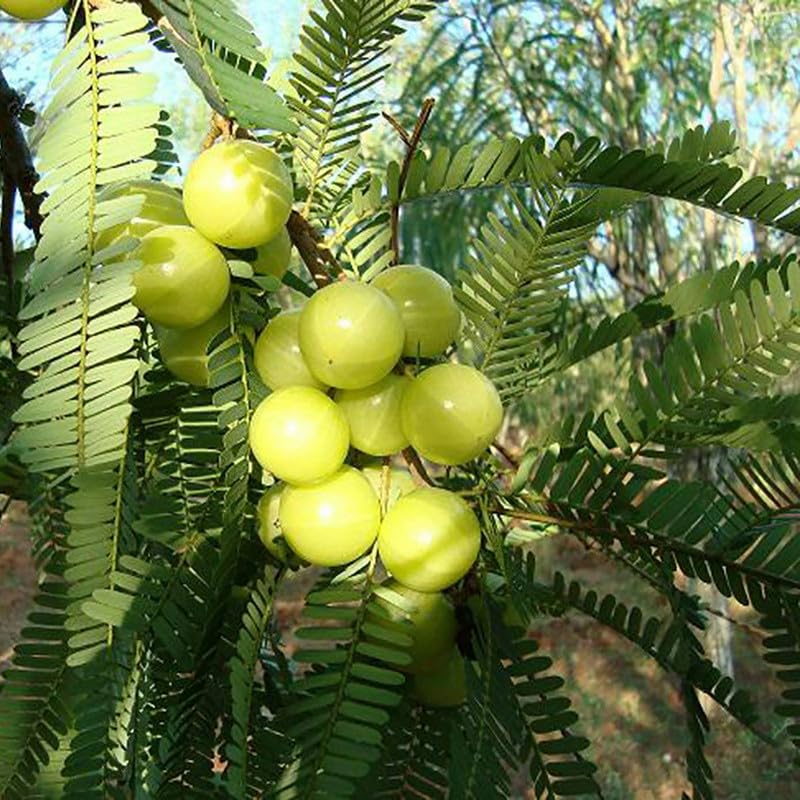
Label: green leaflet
xmin=449 ymin=607 xmax=527 ymax=800
xmin=225 ymin=567 xmax=288 ymax=797
xmin=338 ymin=124 xmax=799 ymax=257
xmin=364 ymin=702 xmax=452 ymax=798
xmin=564 ymin=253 xmax=800 ymax=372
xmin=149 ymin=0 xmax=295 ymax=133
xmin=584 ymin=261 xmax=800 ymax=457
xmin=290 ymin=0 xmax=440 ymax=220
xmin=274 ymin=565 xmax=410 ymax=799
xmin=501 ymin=549 xmax=762 ymax=737
xmin=507 ymin=445 xmax=800 ymax=598
xmin=500 ymin=620 xmax=601 ymax=799
xmin=14 ymin=1 xmax=158 ymax=475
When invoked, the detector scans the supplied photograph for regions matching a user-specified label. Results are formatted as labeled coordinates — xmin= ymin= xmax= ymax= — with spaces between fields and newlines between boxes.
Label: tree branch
xmin=1 ymin=172 xmax=15 ymax=315
xmin=0 ymin=65 xmax=44 ymax=240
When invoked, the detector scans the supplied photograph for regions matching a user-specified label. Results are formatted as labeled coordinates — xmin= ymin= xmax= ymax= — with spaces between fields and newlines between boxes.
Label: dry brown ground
xmin=2 ymin=506 xmax=798 ymax=798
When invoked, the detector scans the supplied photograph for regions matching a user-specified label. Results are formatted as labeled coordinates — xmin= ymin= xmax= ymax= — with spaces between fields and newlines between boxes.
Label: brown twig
xmin=386 ymin=98 xmax=435 ymax=261
xmin=491 ymin=439 xmax=519 ymax=467
xmin=286 ymin=210 xmax=344 ymax=289
xmin=402 ymin=447 xmax=436 ymax=487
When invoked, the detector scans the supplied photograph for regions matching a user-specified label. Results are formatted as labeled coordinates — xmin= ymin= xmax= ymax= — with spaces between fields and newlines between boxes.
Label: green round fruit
xmin=254 ymin=311 xmax=327 ymax=391
xmin=371 ymin=580 xmax=457 ymax=674
xmin=401 ymin=363 xmax=503 ymax=465
xmin=155 ymin=303 xmax=229 ymax=387
xmin=132 ymin=225 xmax=230 ymax=329
xmin=372 ymin=265 xmax=461 ymax=358
xmin=378 ymin=487 xmax=480 ymax=592
xmin=335 ymin=374 xmax=411 ymax=456
xmin=183 ymin=140 xmax=293 ymax=249
xmin=279 ymin=467 xmax=380 ymax=566
xmin=361 ymin=466 xmax=416 ymax=510
xmin=412 ymin=648 xmax=467 ymax=707
xmin=256 ymin=484 xmax=291 ymax=562
xmin=253 ymin=228 xmax=292 ymax=279
xmin=249 ymin=386 xmax=349 ymax=485
xmin=299 ymin=281 xmax=405 ymax=389
xmin=96 ymin=181 xmax=188 ymax=257
xmin=0 ymin=0 xmax=66 ymax=19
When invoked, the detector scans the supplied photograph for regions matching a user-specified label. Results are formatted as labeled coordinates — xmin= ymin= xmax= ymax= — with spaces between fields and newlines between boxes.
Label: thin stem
xmin=388 ymin=98 xmax=435 ymax=261
xmin=402 ymin=447 xmax=435 ymax=487
xmin=491 ymin=439 xmax=518 ymax=467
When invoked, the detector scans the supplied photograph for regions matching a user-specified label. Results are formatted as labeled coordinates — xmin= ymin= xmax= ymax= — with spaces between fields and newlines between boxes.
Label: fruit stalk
xmin=401 ymin=446 xmax=435 ymax=487
xmin=286 ymin=209 xmax=343 ymax=289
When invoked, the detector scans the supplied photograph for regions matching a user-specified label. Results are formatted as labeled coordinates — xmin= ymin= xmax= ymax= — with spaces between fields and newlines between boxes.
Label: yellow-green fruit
xmin=183 ymin=140 xmax=293 ymax=248
xmin=256 ymin=485 xmax=291 ymax=562
xmin=254 ymin=311 xmax=326 ymax=391
xmin=299 ymin=281 xmax=405 ymax=389
xmin=132 ymin=225 xmax=230 ymax=329
xmin=372 ymin=265 xmax=461 ymax=358
xmin=361 ymin=466 xmax=416 ymax=510
xmin=0 ymin=0 xmax=66 ymax=20
xmin=412 ymin=648 xmax=467 ymax=707
xmin=279 ymin=467 xmax=380 ymax=566
xmin=155 ymin=304 xmax=228 ymax=387
xmin=96 ymin=181 xmax=188 ymax=257
xmin=248 ymin=386 xmax=349 ymax=485
xmin=378 ymin=487 xmax=480 ymax=592
xmin=401 ymin=363 xmax=503 ymax=465
xmin=253 ymin=228 xmax=292 ymax=279
xmin=372 ymin=581 xmax=457 ymax=673
xmin=335 ymin=374 xmax=411 ymax=456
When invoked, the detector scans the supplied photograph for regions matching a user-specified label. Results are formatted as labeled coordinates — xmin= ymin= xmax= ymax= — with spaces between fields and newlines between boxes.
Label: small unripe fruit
xmin=401 ymin=363 xmax=503 ymax=465
xmin=371 ymin=581 xmax=457 ymax=673
xmin=0 ymin=0 xmax=66 ymax=20
xmin=254 ymin=311 xmax=326 ymax=391
xmin=155 ymin=304 xmax=229 ymax=387
xmin=253 ymin=228 xmax=292 ymax=279
xmin=249 ymin=386 xmax=349 ymax=485
xmin=256 ymin=484 xmax=291 ymax=562
xmin=299 ymin=281 xmax=405 ymax=389
xmin=96 ymin=181 xmax=188 ymax=257
xmin=133 ymin=226 xmax=230 ymax=329
xmin=412 ymin=648 xmax=467 ymax=707
xmin=378 ymin=487 xmax=481 ymax=592
xmin=372 ymin=265 xmax=461 ymax=358
xmin=183 ymin=140 xmax=293 ymax=249
xmin=335 ymin=374 xmax=410 ymax=456
xmin=279 ymin=467 xmax=380 ymax=566
xmin=361 ymin=466 xmax=416 ymax=510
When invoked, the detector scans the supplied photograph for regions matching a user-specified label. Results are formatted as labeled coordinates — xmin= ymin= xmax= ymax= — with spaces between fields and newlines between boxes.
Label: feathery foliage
xmin=1 ymin=1 xmax=800 ymax=798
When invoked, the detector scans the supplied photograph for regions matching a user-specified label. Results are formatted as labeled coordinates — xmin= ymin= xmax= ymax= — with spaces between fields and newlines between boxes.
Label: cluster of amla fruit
xmin=249 ymin=265 xmax=503 ymax=704
xmin=92 ymin=136 xmax=505 ymax=706
xmin=94 ymin=139 xmax=294 ymax=386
